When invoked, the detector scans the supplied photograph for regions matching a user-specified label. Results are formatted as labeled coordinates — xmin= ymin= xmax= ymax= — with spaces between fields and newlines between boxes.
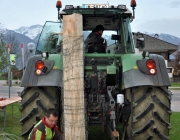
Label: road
xmin=0 ymin=80 xmax=180 ymax=112
xmin=171 ymin=89 xmax=180 ymax=112
xmin=0 ymin=80 xmax=24 ymax=98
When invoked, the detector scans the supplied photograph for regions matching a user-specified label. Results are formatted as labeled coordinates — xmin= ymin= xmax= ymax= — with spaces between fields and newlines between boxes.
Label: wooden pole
xmin=62 ymin=13 xmax=85 ymax=140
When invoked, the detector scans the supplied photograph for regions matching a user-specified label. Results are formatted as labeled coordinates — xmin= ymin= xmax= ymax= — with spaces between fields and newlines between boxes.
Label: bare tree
xmin=5 ymin=32 xmax=20 ymax=54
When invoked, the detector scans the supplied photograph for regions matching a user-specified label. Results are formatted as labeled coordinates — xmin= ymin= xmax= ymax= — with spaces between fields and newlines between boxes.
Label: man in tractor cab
xmin=84 ymin=24 xmax=107 ymax=53
xmin=28 ymin=108 xmax=64 ymax=140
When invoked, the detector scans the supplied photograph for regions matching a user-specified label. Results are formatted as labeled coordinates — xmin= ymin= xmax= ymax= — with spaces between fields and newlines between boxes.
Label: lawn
xmin=171 ymin=82 xmax=180 ymax=87
xmin=170 ymin=112 xmax=180 ymax=140
xmin=0 ymin=103 xmax=180 ymax=140
xmin=0 ymin=103 xmax=22 ymax=139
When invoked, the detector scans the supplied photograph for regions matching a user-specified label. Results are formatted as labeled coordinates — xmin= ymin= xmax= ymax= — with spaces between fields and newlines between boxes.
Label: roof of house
xmin=133 ymin=32 xmax=178 ymax=52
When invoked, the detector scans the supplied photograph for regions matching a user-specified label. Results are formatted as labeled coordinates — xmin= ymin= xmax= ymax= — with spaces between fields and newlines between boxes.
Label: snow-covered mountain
xmin=14 ymin=25 xmax=43 ymax=40
xmin=143 ymin=32 xmax=180 ymax=45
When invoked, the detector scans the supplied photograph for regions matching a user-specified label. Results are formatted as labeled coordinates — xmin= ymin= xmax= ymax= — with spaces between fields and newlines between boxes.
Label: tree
xmin=43 ymin=32 xmax=59 ymax=53
xmin=0 ymin=33 xmax=8 ymax=72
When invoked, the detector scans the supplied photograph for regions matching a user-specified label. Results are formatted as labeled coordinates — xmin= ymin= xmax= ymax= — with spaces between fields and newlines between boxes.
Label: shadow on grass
xmin=88 ymin=124 xmax=123 ymax=140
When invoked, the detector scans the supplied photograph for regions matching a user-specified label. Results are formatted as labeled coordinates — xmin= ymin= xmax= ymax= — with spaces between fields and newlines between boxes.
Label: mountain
xmin=14 ymin=25 xmax=43 ymax=40
xmin=1 ymin=24 xmax=42 ymax=52
xmin=143 ymin=32 xmax=180 ymax=46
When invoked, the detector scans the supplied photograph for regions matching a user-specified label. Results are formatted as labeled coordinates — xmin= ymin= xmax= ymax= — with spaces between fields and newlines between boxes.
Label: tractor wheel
xmin=20 ymin=87 xmax=61 ymax=139
xmin=125 ymin=86 xmax=171 ymax=140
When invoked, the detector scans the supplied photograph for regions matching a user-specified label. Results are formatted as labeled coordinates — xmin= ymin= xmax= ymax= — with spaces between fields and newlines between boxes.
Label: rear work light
xmin=146 ymin=59 xmax=156 ymax=74
xmin=35 ymin=60 xmax=45 ymax=75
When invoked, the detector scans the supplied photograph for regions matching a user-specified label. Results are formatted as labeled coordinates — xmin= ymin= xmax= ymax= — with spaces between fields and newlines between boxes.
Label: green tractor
xmin=20 ymin=0 xmax=171 ymax=139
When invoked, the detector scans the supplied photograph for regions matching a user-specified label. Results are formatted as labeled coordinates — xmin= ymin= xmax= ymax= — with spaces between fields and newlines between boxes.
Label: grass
xmin=88 ymin=123 xmax=123 ymax=140
xmin=171 ymin=83 xmax=180 ymax=87
xmin=170 ymin=82 xmax=180 ymax=89
xmin=170 ymin=112 xmax=180 ymax=140
xmin=0 ymin=103 xmax=22 ymax=139
xmin=0 ymin=103 xmax=180 ymax=140
xmin=88 ymin=126 xmax=111 ymax=140
xmin=0 ymin=76 xmax=7 ymax=80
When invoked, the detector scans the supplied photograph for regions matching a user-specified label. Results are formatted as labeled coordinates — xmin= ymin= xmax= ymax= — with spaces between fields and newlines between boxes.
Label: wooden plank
xmin=62 ymin=13 xmax=85 ymax=140
xmin=0 ymin=97 xmax=22 ymax=107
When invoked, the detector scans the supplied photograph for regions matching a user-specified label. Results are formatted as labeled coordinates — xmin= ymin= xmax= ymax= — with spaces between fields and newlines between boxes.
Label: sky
xmin=0 ymin=0 xmax=180 ymax=38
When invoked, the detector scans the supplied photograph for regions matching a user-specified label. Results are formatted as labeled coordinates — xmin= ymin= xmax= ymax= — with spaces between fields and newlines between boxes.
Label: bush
xmin=13 ymin=75 xmax=18 ymax=80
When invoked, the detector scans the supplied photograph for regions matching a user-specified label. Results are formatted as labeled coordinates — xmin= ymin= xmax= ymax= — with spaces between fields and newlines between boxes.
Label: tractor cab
xmin=36 ymin=4 xmax=136 ymax=55
xmin=61 ymin=4 xmax=135 ymax=54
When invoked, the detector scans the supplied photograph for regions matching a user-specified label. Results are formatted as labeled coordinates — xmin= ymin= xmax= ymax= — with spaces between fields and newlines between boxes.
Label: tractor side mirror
xmin=111 ymin=34 xmax=120 ymax=40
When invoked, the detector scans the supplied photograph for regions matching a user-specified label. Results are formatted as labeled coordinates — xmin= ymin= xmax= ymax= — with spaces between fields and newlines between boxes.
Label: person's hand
xmin=103 ymin=39 xmax=107 ymax=45
xmin=103 ymin=39 xmax=107 ymax=49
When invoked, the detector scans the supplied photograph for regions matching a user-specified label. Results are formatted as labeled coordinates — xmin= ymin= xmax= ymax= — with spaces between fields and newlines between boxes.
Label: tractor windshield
xmin=36 ymin=18 xmax=134 ymax=54
xmin=36 ymin=21 xmax=63 ymax=54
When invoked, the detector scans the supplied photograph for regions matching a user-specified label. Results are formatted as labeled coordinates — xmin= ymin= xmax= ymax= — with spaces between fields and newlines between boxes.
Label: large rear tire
xmin=20 ymin=87 xmax=61 ymax=139
xmin=125 ymin=86 xmax=171 ymax=140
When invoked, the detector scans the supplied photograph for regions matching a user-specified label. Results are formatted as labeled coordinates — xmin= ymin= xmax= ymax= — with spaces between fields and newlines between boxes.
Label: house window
xmin=169 ymin=51 xmax=176 ymax=61
xmin=167 ymin=68 xmax=172 ymax=73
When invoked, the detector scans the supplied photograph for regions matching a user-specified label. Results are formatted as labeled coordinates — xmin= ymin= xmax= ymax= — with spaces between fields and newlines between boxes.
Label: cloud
xmin=170 ymin=0 xmax=180 ymax=8
xmin=131 ymin=17 xmax=180 ymax=38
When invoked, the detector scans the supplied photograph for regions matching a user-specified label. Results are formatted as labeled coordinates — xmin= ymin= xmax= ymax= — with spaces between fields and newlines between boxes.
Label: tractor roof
xmin=60 ymin=4 xmax=132 ymax=30
xmin=60 ymin=4 xmax=132 ymax=18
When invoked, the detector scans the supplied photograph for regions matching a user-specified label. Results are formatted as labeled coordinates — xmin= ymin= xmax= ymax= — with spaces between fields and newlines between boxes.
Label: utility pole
xmin=21 ymin=43 xmax=24 ymax=75
xmin=7 ymin=44 xmax=11 ymax=98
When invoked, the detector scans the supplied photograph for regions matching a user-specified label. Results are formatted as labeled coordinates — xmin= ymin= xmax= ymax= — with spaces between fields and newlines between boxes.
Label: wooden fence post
xmin=62 ymin=13 xmax=85 ymax=140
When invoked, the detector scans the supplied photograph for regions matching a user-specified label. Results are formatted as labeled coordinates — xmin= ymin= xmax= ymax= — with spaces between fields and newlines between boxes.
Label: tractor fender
xmin=123 ymin=54 xmax=171 ymax=89
xmin=20 ymin=55 xmax=63 ymax=87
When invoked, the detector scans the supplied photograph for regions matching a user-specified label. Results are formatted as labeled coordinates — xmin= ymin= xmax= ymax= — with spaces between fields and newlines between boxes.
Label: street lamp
xmin=27 ymin=42 xmax=35 ymax=56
